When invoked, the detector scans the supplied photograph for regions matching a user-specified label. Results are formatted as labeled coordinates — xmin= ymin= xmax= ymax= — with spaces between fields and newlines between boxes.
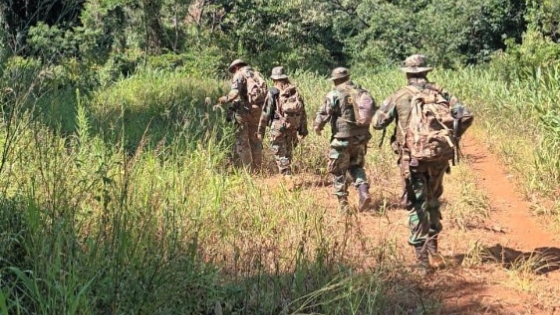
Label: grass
xmin=1 ymin=56 xmax=559 ymax=314
xmin=0 ymin=66 xmax=445 ymax=314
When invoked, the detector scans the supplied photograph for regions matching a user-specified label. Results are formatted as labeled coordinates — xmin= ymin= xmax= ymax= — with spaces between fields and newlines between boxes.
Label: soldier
xmin=313 ymin=67 xmax=376 ymax=213
xmin=372 ymin=54 xmax=474 ymax=276
xmin=257 ymin=66 xmax=308 ymax=189
xmin=218 ymin=59 xmax=267 ymax=172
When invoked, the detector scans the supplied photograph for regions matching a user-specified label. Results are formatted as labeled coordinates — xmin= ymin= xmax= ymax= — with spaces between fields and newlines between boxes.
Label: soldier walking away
xmin=313 ymin=67 xmax=377 ymax=213
xmin=372 ymin=54 xmax=474 ymax=276
xmin=218 ymin=59 xmax=267 ymax=172
xmin=257 ymin=66 xmax=308 ymax=190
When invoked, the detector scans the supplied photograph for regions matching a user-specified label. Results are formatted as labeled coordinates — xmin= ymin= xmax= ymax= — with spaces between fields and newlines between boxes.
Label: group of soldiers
xmin=216 ymin=55 xmax=474 ymax=276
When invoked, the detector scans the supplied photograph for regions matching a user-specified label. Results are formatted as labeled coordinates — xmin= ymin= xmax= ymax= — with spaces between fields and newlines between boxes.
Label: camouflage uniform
xmin=220 ymin=59 xmax=264 ymax=171
xmin=372 ymin=54 xmax=474 ymax=274
xmin=314 ymin=67 xmax=375 ymax=212
xmin=257 ymin=67 xmax=308 ymax=177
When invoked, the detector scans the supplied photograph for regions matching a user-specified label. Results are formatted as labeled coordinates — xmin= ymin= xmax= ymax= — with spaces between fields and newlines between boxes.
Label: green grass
xmin=1 ymin=57 xmax=558 ymax=313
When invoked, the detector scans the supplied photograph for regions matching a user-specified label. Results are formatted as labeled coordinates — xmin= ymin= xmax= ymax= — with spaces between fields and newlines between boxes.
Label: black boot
xmin=427 ymin=238 xmax=444 ymax=268
xmin=414 ymin=244 xmax=432 ymax=277
xmin=358 ymin=183 xmax=371 ymax=211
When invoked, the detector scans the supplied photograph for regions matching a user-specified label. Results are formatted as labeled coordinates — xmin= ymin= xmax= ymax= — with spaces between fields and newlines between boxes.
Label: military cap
xmin=228 ymin=59 xmax=248 ymax=73
xmin=400 ymin=54 xmax=433 ymax=74
xmin=270 ymin=66 xmax=289 ymax=80
xmin=328 ymin=67 xmax=350 ymax=80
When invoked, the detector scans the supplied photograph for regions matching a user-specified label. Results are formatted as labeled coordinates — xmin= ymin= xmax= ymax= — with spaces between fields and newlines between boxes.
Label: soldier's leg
xmin=235 ymin=121 xmax=253 ymax=168
xmin=271 ymin=132 xmax=291 ymax=175
xmin=348 ymin=138 xmax=371 ymax=211
xmin=328 ymin=146 xmax=350 ymax=212
xmin=425 ymin=164 xmax=447 ymax=268
xmin=407 ymin=168 xmax=432 ymax=275
xmin=248 ymin=106 xmax=263 ymax=171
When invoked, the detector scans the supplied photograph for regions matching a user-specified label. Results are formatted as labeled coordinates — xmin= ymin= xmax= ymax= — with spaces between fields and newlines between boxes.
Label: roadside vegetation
xmin=1 ymin=0 xmax=560 ymax=313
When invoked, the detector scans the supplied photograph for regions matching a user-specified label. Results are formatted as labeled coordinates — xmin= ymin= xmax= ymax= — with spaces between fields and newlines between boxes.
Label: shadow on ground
xmin=455 ymin=243 xmax=560 ymax=275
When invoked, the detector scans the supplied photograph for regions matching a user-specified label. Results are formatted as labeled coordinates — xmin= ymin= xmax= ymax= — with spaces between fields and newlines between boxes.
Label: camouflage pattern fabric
xmin=314 ymin=79 xmax=373 ymax=198
xmin=328 ymin=135 xmax=371 ymax=197
xmin=225 ymin=66 xmax=263 ymax=171
xmin=233 ymin=107 xmax=263 ymax=170
xmin=372 ymin=77 xmax=474 ymax=246
xmin=406 ymin=161 xmax=447 ymax=245
xmin=258 ymin=84 xmax=308 ymax=175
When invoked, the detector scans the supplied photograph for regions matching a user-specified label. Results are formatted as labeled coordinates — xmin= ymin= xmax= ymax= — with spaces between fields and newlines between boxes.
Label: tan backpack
xmin=278 ymin=85 xmax=304 ymax=130
xmin=241 ymin=67 xmax=267 ymax=104
xmin=402 ymin=86 xmax=456 ymax=163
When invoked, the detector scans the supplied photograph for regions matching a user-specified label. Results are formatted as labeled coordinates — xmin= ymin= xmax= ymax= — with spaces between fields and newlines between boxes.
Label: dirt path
xmin=462 ymin=135 xmax=559 ymax=251
xmin=259 ymin=132 xmax=560 ymax=314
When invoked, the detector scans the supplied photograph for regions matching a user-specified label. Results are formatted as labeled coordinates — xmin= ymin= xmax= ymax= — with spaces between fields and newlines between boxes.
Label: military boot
xmin=427 ymin=238 xmax=445 ymax=269
xmin=358 ymin=183 xmax=371 ymax=211
xmin=414 ymin=244 xmax=432 ymax=277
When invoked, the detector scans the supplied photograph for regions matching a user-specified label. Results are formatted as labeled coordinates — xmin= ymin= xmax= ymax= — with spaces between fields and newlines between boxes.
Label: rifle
xmin=267 ymin=88 xmax=280 ymax=127
xmin=453 ymin=105 xmax=465 ymax=164
xmin=378 ymin=128 xmax=387 ymax=148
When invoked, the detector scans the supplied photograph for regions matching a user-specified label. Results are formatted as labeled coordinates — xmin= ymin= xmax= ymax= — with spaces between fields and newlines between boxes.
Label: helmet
xmin=328 ymin=67 xmax=350 ymax=81
xmin=228 ymin=59 xmax=248 ymax=73
xmin=400 ymin=54 xmax=433 ymax=74
xmin=270 ymin=66 xmax=289 ymax=80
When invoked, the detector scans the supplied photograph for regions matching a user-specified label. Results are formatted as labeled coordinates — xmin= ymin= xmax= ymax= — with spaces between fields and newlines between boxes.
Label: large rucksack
xmin=241 ymin=67 xmax=267 ymax=104
xmin=402 ymin=86 xmax=456 ymax=163
xmin=277 ymin=85 xmax=305 ymax=130
xmin=337 ymin=85 xmax=375 ymax=126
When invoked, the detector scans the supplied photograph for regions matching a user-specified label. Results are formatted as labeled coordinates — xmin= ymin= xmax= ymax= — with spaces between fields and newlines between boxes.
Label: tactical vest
xmin=331 ymin=83 xmax=371 ymax=138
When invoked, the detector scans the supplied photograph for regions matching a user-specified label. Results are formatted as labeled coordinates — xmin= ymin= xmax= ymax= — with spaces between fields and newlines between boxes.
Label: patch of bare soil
xmin=268 ymin=132 xmax=560 ymax=314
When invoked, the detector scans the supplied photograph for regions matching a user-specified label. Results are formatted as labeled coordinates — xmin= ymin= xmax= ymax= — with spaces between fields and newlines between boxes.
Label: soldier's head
xmin=228 ymin=59 xmax=248 ymax=74
xmin=270 ymin=66 xmax=290 ymax=87
xmin=329 ymin=67 xmax=350 ymax=86
xmin=400 ymin=54 xmax=433 ymax=79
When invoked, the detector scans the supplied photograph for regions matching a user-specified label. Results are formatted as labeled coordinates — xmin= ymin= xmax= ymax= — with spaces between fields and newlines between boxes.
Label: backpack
xmin=403 ymin=86 xmax=456 ymax=163
xmin=337 ymin=85 xmax=375 ymax=126
xmin=241 ymin=67 xmax=267 ymax=104
xmin=277 ymin=85 xmax=304 ymax=130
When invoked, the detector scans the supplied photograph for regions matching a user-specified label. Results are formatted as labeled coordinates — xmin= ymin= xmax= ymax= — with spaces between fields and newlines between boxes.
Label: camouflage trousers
xmin=328 ymin=135 xmax=371 ymax=197
xmin=269 ymin=120 xmax=298 ymax=175
xmin=234 ymin=106 xmax=263 ymax=171
xmin=401 ymin=159 xmax=448 ymax=246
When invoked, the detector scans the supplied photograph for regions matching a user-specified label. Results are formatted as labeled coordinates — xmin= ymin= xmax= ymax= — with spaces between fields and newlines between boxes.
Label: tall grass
xmin=0 ymin=67 xmax=443 ymax=314
xmin=433 ymin=65 xmax=560 ymax=209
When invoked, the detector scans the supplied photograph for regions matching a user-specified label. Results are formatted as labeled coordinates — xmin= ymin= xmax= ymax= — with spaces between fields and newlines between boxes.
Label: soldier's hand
xmin=257 ymin=133 xmax=263 ymax=141
xmin=218 ymin=96 xmax=228 ymax=104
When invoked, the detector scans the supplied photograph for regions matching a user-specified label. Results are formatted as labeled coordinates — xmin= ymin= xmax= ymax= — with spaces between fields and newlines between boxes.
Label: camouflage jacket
xmin=372 ymin=78 xmax=474 ymax=149
xmin=258 ymin=84 xmax=308 ymax=137
xmin=314 ymin=81 xmax=373 ymax=138
xmin=224 ymin=66 xmax=253 ymax=111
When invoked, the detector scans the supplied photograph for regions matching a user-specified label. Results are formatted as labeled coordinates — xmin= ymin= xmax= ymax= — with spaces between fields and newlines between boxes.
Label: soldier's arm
xmin=221 ymin=73 xmax=245 ymax=104
xmin=372 ymin=95 xmax=397 ymax=130
xmin=313 ymin=92 xmax=336 ymax=132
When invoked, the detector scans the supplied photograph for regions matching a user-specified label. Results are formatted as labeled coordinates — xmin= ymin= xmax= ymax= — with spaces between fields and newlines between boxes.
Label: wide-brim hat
xmin=400 ymin=66 xmax=433 ymax=73
xmin=328 ymin=67 xmax=350 ymax=80
xmin=400 ymin=54 xmax=433 ymax=73
xmin=228 ymin=59 xmax=248 ymax=73
xmin=270 ymin=66 xmax=289 ymax=80
xmin=270 ymin=73 xmax=289 ymax=80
